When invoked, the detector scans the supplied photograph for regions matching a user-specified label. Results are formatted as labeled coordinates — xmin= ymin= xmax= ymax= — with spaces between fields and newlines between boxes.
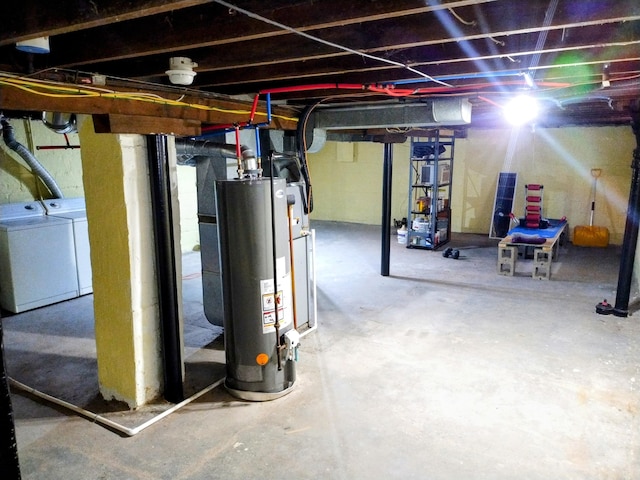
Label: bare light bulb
xmin=504 ymin=95 xmax=539 ymax=126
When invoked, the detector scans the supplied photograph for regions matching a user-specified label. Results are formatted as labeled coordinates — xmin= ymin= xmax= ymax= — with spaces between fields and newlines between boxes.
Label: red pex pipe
xmin=35 ymin=145 xmax=80 ymax=150
xmin=234 ymin=127 xmax=241 ymax=160
xmin=200 ymin=121 xmax=271 ymax=135
xmin=478 ymin=95 xmax=503 ymax=108
xmin=368 ymin=85 xmax=417 ymax=96
xmin=198 ymin=79 xmax=575 ymax=134
xmin=201 ymin=122 xmax=243 ymax=133
xmin=249 ymin=94 xmax=260 ymax=123
xmin=260 ymin=80 xmax=571 ymax=98
xmin=260 ymin=83 xmax=364 ymax=94
xmin=36 ymin=132 xmax=81 ymax=149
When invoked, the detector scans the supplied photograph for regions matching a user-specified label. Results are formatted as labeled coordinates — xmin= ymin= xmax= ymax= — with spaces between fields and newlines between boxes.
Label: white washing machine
xmin=42 ymin=197 xmax=93 ymax=296
xmin=0 ymin=201 xmax=79 ymax=313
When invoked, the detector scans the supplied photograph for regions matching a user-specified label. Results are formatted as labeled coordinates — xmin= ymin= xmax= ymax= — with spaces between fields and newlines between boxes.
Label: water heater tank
xmin=215 ymin=177 xmax=296 ymax=400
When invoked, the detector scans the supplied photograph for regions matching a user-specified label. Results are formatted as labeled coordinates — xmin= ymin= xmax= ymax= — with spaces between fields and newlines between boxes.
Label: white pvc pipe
xmin=300 ymin=228 xmax=318 ymax=339
xmin=9 ymin=376 xmax=225 ymax=437
xmin=10 ymin=229 xmax=318 ymax=432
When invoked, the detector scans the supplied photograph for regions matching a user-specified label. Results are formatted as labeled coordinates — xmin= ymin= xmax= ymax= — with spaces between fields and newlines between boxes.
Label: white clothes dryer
xmin=0 ymin=201 xmax=78 ymax=313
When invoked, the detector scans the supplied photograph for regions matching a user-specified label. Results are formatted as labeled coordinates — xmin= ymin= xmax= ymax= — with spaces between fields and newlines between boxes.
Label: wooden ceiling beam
xmin=0 ymin=0 xmax=216 ymax=46
xmin=92 ymin=114 xmax=201 ymax=136
xmin=67 ymin=4 xmax=639 ymax=81
xmin=0 ymin=84 xmax=298 ymax=130
xmin=34 ymin=0 xmax=497 ymax=67
xmin=188 ymin=28 xmax=640 ymax=88
xmin=225 ymin=56 xmax=640 ymax=103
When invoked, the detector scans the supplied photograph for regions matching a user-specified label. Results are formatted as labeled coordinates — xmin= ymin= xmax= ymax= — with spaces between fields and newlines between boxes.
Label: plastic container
xmin=397 ymin=227 xmax=407 ymax=244
xmin=412 ymin=217 xmax=430 ymax=233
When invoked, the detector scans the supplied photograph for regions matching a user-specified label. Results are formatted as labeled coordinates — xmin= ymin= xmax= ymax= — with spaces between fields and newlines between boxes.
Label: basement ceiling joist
xmin=0 ymin=0 xmax=639 ymax=129
xmin=0 ymin=1 xmax=216 ymax=45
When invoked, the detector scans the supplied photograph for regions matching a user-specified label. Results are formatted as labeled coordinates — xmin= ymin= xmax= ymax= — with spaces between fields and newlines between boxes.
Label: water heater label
xmin=260 ymin=257 xmax=293 ymax=334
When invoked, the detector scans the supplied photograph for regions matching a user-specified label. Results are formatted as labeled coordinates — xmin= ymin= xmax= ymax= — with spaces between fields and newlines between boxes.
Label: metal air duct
xmin=303 ymin=98 xmax=471 ymax=153
xmin=312 ymin=98 xmax=472 ymax=131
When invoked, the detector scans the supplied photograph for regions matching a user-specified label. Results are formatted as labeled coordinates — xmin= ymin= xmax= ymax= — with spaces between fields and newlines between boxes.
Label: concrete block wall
xmin=0 ymin=118 xmax=84 ymax=202
xmin=307 ymin=125 xmax=636 ymax=246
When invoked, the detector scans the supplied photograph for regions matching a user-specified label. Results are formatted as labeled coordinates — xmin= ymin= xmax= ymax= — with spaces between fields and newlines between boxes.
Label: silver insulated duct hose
xmin=1 ymin=119 xmax=64 ymax=199
xmin=174 ymin=139 xmax=237 ymax=165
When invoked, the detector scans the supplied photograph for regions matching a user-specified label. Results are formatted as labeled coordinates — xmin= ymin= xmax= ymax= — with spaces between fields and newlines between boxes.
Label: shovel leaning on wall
xmin=573 ymin=168 xmax=610 ymax=247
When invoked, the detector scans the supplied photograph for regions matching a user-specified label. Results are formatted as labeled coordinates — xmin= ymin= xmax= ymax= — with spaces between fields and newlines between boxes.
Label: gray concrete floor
xmin=3 ymin=221 xmax=640 ymax=479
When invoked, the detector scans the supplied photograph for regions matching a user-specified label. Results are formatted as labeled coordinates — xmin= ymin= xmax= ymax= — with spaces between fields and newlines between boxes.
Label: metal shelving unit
xmin=406 ymin=131 xmax=455 ymax=250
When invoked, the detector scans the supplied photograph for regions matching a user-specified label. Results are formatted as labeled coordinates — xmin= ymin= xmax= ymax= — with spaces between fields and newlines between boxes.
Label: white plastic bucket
xmin=397 ymin=228 xmax=407 ymax=244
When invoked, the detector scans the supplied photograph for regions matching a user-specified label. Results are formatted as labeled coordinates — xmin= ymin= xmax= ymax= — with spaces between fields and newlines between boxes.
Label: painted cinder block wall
xmin=0 ymin=121 xmax=635 ymax=247
xmin=0 ymin=119 xmax=200 ymax=252
xmin=0 ymin=118 xmax=84 ymax=202
xmin=307 ymin=126 xmax=635 ymax=246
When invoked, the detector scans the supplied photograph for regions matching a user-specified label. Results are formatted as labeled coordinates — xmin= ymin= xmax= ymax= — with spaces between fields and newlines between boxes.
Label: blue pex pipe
xmin=254 ymin=127 xmax=261 ymax=158
xmin=391 ymin=70 xmax=524 ymax=86
xmin=266 ymin=93 xmax=272 ymax=123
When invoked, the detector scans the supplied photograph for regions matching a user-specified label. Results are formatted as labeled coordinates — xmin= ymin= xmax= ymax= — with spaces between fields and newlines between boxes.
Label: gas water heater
xmin=215 ymin=177 xmax=299 ymax=400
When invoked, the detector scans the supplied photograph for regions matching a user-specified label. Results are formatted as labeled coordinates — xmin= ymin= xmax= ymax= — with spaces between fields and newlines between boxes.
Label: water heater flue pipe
xmin=174 ymin=139 xmax=238 ymax=159
xmin=1 ymin=119 xmax=64 ymax=199
xmin=175 ymin=138 xmax=258 ymax=175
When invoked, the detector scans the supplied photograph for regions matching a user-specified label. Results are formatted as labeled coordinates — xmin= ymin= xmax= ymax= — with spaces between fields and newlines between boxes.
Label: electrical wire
xmin=0 ymin=73 xmax=299 ymax=123
xmin=212 ymin=0 xmax=453 ymax=88
xmin=447 ymin=8 xmax=504 ymax=47
xmin=448 ymin=7 xmax=476 ymax=27
xmin=296 ymin=93 xmax=359 ymax=213
xmin=529 ymin=0 xmax=560 ymax=74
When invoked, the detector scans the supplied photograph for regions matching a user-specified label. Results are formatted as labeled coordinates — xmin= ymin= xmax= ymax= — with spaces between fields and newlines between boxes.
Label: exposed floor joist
xmin=0 ymin=0 xmax=638 ymax=128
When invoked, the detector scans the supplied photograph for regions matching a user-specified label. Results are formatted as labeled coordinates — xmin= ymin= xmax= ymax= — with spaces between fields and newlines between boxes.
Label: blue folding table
xmin=497 ymin=218 xmax=568 ymax=280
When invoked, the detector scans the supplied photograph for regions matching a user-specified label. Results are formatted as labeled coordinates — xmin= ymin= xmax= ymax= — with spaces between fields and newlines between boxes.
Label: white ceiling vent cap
xmin=166 ymin=57 xmax=198 ymax=85
xmin=16 ymin=36 xmax=50 ymax=54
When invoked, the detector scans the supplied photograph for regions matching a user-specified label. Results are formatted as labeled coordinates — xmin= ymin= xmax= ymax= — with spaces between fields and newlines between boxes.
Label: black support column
xmin=0 ymin=313 xmax=21 ymax=479
xmin=381 ymin=143 xmax=393 ymax=276
xmin=147 ymin=135 xmax=184 ymax=403
xmin=611 ymin=102 xmax=640 ymax=317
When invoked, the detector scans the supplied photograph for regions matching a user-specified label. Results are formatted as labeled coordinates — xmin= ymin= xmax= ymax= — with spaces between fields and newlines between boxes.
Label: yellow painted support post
xmin=78 ymin=118 xmax=163 ymax=408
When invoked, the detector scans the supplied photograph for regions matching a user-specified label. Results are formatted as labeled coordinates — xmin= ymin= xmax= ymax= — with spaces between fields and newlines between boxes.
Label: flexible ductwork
xmin=175 ymin=139 xmax=261 ymax=180
xmin=42 ymin=112 xmax=77 ymax=134
xmin=1 ymin=119 xmax=64 ymax=199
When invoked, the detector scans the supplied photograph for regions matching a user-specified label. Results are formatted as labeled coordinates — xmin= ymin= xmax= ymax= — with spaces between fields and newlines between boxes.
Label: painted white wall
xmin=2 ymin=119 xmax=638 ymax=308
xmin=452 ymin=126 xmax=634 ymax=244
xmin=0 ymin=118 xmax=84 ymax=202
xmin=307 ymin=126 xmax=635 ymax=245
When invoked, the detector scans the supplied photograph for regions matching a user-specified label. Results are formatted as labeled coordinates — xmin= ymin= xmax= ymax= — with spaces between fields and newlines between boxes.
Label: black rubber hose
xmin=295 ymin=105 xmax=317 ymax=214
